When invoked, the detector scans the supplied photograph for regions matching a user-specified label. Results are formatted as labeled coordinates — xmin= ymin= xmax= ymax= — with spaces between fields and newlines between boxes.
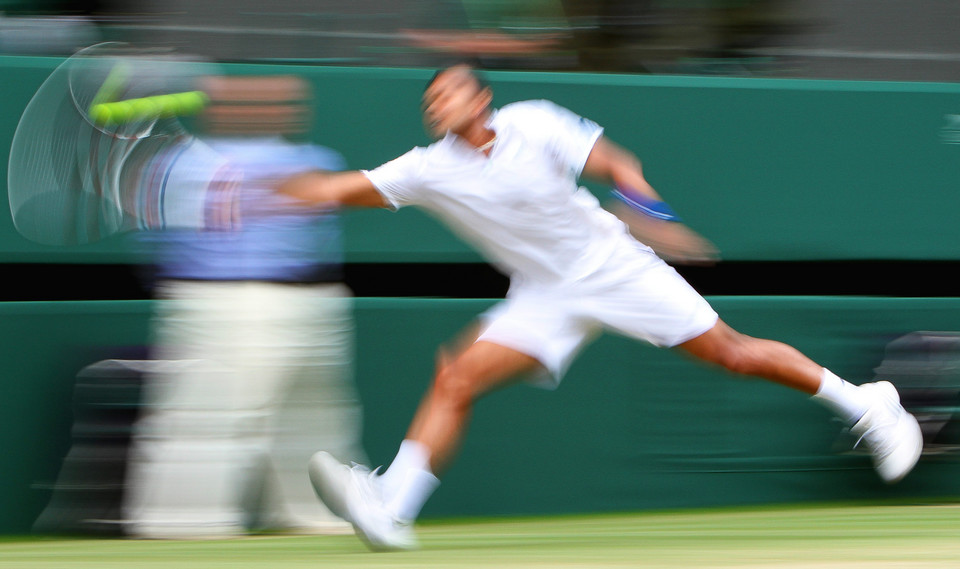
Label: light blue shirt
xmin=149 ymin=137 xmax=346 ymax=282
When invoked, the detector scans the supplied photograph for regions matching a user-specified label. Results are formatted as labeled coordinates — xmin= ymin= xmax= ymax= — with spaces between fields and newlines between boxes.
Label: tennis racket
xmin=7 ymin=42 xmax=216 ymax=245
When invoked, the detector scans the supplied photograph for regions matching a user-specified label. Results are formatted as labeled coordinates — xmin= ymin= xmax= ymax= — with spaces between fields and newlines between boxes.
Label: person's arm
xmin=277 ymin=170 xmax=388 ymax=208
xmin=583 ymin=136 xmax=719 ymax=264
xmin=583 ymin=136 xmax=671 ymax=211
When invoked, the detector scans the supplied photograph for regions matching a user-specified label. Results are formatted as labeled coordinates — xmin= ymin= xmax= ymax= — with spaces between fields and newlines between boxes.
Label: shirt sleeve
xmin=536 ymin=100 xmax=604 ymax=179
xmin=361 ymin=147 xmax=427 ymax=211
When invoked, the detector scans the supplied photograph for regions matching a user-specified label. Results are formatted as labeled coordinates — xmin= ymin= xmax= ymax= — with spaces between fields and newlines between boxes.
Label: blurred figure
xmin=400 ymin=0 xmax=577 ymax=69
xmin=564 ymin=0 xmax=661 ymax=71
xmin=0 ymin=0 xmax=103 ymax=55
xmin=280 ymin=64 xmax=922 ymax=551
xmin=567 ymin=0 xmax=797 ymax=73
xmin=123 ymin=75 xmax=365 ymax=538
xmin=0 ymin=13 xmax=100 ymax=55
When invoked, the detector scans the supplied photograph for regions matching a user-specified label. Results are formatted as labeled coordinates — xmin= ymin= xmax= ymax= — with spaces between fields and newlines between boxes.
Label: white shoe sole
xmin=308 ymin=451 xmax=353 ymax=523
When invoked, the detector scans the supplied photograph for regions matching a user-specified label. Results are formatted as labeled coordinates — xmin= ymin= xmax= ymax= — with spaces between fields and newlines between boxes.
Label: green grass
xmin=2 ymin=503 xmax=960 ymax=568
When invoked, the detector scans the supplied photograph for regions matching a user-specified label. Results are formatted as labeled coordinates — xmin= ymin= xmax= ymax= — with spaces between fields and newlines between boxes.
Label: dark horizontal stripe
xmin=0 ymin=261 xmax=953 ymax=301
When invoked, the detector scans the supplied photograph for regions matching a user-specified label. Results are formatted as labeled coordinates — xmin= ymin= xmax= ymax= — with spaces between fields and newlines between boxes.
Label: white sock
xmin=379 ymin=440 xmax=440 ymax=522
xmin=811 ymin=368 xmax=872 ymax=425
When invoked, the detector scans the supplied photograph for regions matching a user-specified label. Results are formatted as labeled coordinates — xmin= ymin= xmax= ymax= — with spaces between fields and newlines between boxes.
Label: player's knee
xmin=432 ymin=364 xmax=479 ymax=408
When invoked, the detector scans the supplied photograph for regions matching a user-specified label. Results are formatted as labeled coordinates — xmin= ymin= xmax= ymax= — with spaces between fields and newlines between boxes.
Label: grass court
xmin=2 ymin=501 xmax=959 ymax=568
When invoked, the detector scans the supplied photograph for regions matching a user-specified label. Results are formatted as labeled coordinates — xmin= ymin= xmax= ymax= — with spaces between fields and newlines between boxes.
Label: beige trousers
xmin=124 ymin=280 xmax=366 ymax=538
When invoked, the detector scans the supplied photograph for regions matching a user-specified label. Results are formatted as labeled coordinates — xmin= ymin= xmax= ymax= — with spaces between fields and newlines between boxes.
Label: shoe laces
xmin=348 ymin=463 xmax=386 ymax=502
xmin=345 ymin=464 xmax=412 ymax=544
xmin=348 ymin=462 xmax=381 ymax=475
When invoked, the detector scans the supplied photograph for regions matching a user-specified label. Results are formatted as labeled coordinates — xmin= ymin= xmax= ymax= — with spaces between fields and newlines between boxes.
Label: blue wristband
xmin=611 ymin=187 xmax=681 ymax=222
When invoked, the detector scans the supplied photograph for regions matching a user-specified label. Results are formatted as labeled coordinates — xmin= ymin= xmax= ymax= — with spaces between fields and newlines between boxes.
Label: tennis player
xmin=279 ymin=64 xmax=923 ymax=551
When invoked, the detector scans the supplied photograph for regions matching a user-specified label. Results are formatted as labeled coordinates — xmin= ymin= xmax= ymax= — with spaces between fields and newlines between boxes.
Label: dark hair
xmin=425 ymin=61 xmax=490 ymax=94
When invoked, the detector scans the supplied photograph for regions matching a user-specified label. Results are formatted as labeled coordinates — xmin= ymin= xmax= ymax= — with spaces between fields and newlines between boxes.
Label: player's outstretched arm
xmin=583 ymin=137 xmax=719 ymax=264
xmin=582 ymin=136 xmax=663 ymax=202
xmin=278 ymin=170 xmax=388 ymax=208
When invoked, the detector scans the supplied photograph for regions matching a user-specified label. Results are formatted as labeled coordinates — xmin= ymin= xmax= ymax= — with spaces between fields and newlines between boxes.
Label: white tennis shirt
xmin=364 ymin=100 xmax=639 ymax=286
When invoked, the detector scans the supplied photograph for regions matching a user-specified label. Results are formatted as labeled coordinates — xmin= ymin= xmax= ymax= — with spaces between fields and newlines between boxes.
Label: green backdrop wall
xmin=2 ymin=56 xmax=959 ymax=535
xmin=2 ymin=297 xmax=959 ymax=533
xmin=2 ymin=56 xmax=960 ymax=263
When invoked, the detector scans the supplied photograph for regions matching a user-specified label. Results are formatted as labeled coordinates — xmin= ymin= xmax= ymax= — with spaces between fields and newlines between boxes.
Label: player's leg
xmin=589 ymin=249 xmax=922 ymax=484
xmin=675 ymin=318 xmax=823 ymax=393
xmin=677 ymin=319 xmax=923 ymax=483
xmin=407 ymin=340 xmax=542 ymax=473
xmin=309 ymin=340 xmax=542 ymax=550
xmin=378 ymin=341 xmax=541 ymax=524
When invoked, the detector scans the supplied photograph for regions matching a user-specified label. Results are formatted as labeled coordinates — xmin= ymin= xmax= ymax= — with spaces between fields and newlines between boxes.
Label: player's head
xmin=422 ymin=63 xmax=492 ymax=139
xmin=198 ymin=75 xmax=312 ymax=138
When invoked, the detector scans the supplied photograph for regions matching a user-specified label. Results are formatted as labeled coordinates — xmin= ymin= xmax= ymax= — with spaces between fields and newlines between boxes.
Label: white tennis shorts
xmin=477 ymin=245 xmax=718 ymax=387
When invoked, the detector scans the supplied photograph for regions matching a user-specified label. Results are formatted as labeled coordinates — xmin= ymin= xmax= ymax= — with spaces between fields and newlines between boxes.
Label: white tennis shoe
xmin=851 ymin=381 xmax=923 ymax=484
xmin=308 ymin=451 xmax=418 ymax=551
